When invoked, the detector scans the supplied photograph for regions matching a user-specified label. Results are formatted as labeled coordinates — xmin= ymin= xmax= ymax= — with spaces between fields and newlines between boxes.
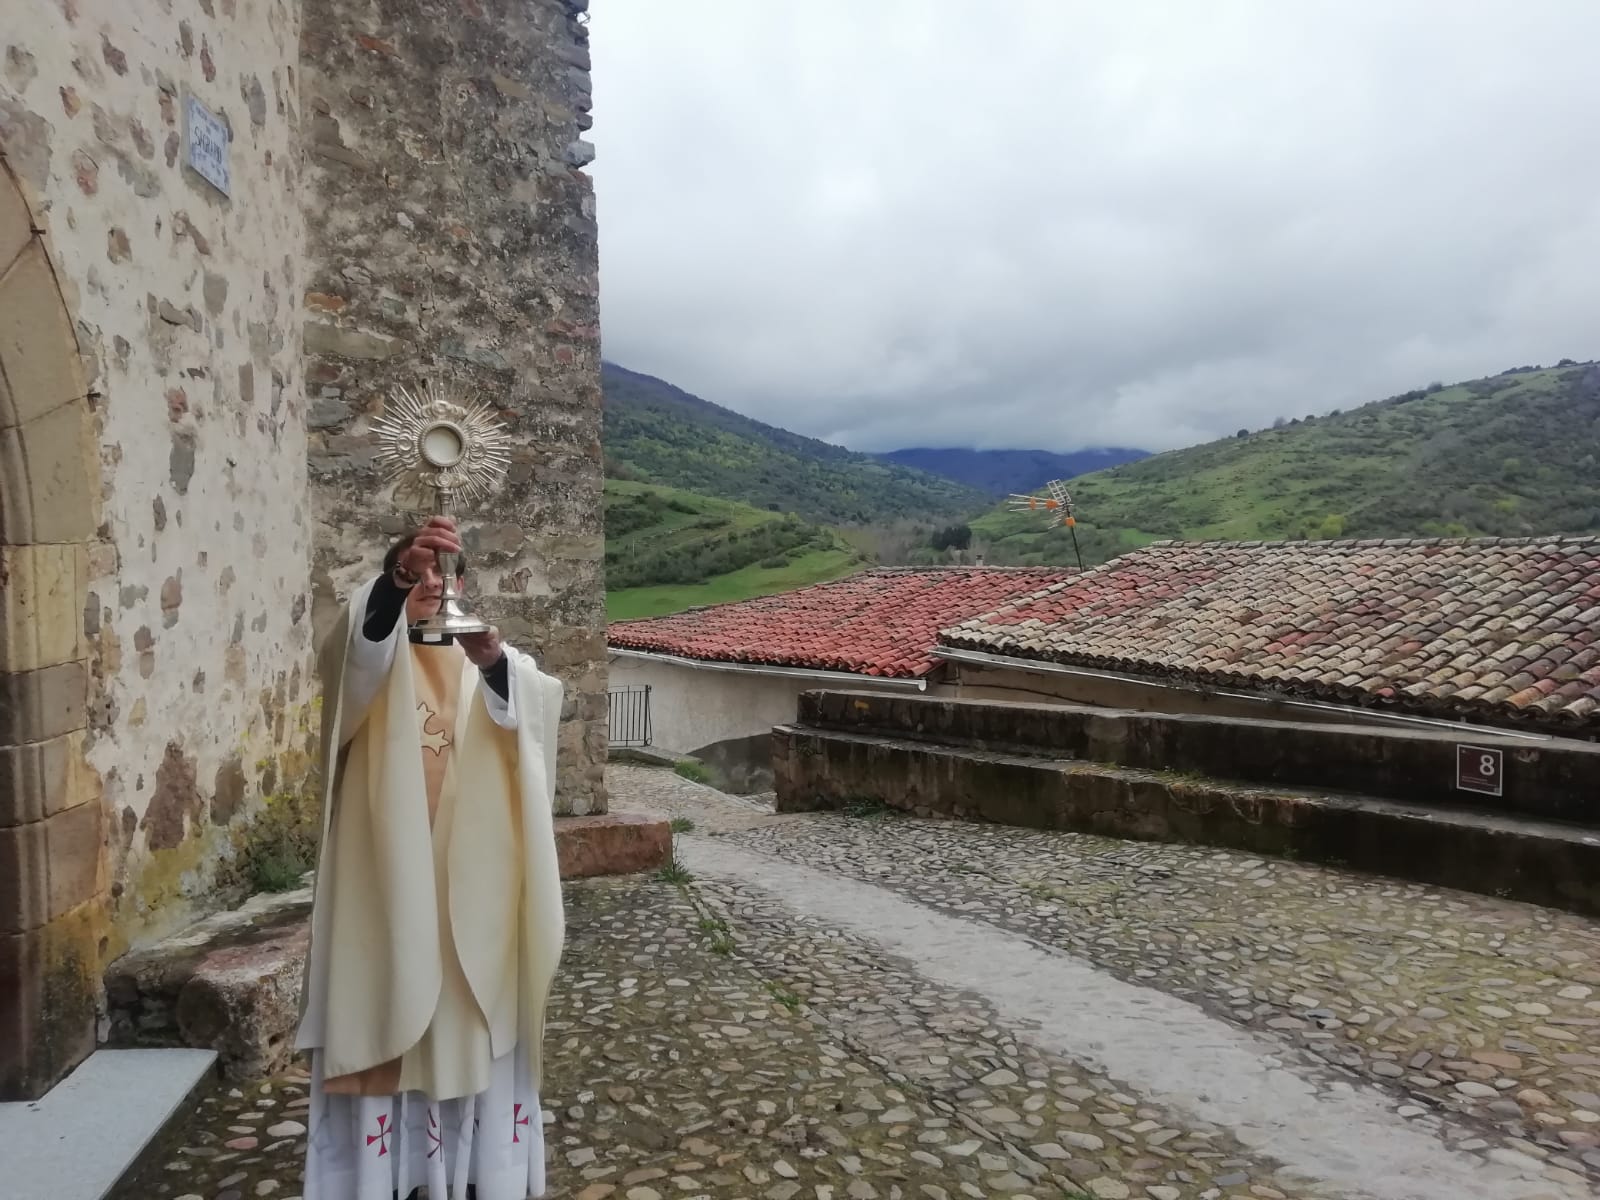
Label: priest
xmin=297 ymin=515 xmax=565 ymax=1200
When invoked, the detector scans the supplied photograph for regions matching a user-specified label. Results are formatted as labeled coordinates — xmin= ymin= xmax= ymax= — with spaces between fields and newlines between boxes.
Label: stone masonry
xmin=298 ymin=0 xmax=606 ymax=814
xmin=3 ymin=0 xmax=312 ymax=1098
xmin=1 ymin=0 xmax=605 ymax=1100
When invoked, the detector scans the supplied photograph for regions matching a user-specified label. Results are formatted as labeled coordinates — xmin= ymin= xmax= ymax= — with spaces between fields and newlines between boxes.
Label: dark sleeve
xmin=361 ymin=573 xmax=411 ymax=642
xmin=481 ymin=654 xmax=509 ymax=702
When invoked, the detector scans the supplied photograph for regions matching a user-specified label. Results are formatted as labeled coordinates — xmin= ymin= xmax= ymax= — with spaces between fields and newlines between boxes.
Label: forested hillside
xmin=974 ymin=361 xmax=1600 ymax=567
xmin=602 ymin=364 xmax=988 ymax=524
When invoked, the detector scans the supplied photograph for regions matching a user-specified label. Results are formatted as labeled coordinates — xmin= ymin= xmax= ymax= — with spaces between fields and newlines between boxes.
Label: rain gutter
xmin=608 ymin=647 xmax=929 ymax=692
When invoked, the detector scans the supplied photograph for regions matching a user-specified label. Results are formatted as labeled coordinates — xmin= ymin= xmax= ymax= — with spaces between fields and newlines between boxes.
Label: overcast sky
xmin=588 ymin=2 xmax=1600 ymax=454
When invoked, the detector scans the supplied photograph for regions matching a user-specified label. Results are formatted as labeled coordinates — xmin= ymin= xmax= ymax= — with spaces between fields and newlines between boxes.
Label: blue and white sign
xmin=184 ymin=95 xmax=231 ymax=197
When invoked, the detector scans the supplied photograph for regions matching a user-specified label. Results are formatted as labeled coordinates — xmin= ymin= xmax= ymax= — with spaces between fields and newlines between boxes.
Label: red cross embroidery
xmin=426 ymin=1110 xmax=442 ymax=1160
xmin=512 ymin=1102 xmax=530 ymax=1143
xmin=366 ymin=1112 xmax=392 ymax=1157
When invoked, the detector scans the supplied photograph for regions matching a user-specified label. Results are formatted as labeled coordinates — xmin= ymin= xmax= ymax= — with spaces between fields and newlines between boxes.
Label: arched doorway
xmin=0 ymin=153 xmax=103 ymax=1100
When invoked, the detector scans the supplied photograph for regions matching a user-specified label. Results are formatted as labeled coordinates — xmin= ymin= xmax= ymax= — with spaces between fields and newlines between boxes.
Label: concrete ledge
xmin=774 ymin=725 xmax=1600 ymax=916
xmin=0 ymin=1048 xmax=216 ymax=1200
xmin=556 ymin=812 xmax=672 ymax=879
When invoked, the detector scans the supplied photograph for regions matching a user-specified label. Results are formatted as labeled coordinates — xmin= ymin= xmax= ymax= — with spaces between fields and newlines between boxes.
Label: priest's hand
xmin=459 ymin=627 xmax=504 ymax=670
xmin=398 ymin=515 xmax=462 ymax=579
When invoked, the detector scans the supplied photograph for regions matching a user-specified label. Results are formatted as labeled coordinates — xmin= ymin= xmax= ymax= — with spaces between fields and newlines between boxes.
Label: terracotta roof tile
xmin=609 ymin=567 xmax=1072 ymax=679
xmin=939 ymin=535 xmax=1600 ymax=730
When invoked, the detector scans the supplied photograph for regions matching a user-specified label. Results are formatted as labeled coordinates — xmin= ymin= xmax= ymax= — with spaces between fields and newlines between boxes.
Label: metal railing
xmin=606 ymin=684 xmax=653 ymax=748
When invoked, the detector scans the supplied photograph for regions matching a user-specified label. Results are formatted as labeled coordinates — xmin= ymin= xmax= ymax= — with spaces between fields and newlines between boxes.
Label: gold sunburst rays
xmin=369 ymin=379 xmax=512 ymax=507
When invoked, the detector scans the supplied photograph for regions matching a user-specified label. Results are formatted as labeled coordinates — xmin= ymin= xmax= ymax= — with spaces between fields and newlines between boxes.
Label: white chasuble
xmin=297 ymin=578 xmax=565 ymax=1200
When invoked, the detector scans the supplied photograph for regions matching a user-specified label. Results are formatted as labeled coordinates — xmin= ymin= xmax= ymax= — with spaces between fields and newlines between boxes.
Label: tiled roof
xmin=609 ymin=567 xmax=1073 ymax=679
xmin=940 ymin=536 xmax=1600 ymax=729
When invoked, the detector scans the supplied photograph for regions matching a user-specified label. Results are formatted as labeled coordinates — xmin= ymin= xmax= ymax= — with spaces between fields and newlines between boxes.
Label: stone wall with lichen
xmin=299 ymin=0 xmax=606 ymax=813
xmin=1 ymin=0 xmax=314 ymax=957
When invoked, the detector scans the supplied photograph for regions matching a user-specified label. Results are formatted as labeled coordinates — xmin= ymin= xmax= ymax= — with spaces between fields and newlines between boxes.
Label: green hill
xmin=973 ymin=361 xmax=1600 ymax=567
xmin=603 ymin=480 xmax=864 ymax=621
xmin=603 ymin=363 xmax=989 ymax=524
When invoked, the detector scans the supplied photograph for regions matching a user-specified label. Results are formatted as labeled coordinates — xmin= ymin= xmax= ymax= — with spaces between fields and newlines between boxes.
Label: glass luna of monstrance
xmin=370 ymin=381 xmax=512 ymax=642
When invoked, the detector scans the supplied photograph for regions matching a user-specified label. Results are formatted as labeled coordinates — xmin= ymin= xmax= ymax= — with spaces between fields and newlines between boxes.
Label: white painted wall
xmin=606 ymin=654 xmax=920 ymax=756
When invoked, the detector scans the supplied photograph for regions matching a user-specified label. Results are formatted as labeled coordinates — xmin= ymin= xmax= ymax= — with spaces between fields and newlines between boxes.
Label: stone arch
xmin=0 ymin=154 xmax=103 ymax=1100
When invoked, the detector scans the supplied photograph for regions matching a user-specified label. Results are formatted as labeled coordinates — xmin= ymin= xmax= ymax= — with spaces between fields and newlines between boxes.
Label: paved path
xmin=113 ymin=766 xmax=1600 ymax=1200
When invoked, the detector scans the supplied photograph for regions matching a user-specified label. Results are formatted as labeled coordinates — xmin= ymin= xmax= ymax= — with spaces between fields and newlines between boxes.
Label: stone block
xmin=554 ymin=812 xmax=670 ymax=878
xmin=0 ymin=400 xmax=98 ymax=544
xmin=0 ymin=240 xmax=84 ymax=429
xmin=0 ymin=899 xmax=100 ymax=1100
xmin=0 ymin=731 xmax=81 ymax=827
xmin=303 ymin=320 xmax=406 ymax=360
xmin=0 ymin=541 xmax=87 ymax=672
xmin=104 ymin=886 xmax=312 ymax=1081
xmin=0 ymin=799 xmax=101 ymax=933
xmin=0 ymin=660 xmax=88 ymax=745
xmin=0 ymin=176 xmax=30 ymax=277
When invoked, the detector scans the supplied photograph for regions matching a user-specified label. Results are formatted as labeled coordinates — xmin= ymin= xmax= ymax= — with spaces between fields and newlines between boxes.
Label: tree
xmin=1235 ymin=428 xmax=1249 ymax=439
xmin=930 ymin=524 xmax=972 ymax=552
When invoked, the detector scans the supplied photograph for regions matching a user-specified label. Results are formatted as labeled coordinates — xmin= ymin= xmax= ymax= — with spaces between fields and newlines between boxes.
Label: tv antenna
xmin=1006 ymin=478 xmax=1085 ymax=571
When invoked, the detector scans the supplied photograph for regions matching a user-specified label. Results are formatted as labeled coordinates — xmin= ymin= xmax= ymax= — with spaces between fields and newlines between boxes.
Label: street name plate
xmin=185 ymin=95 xmax=231 ymax=197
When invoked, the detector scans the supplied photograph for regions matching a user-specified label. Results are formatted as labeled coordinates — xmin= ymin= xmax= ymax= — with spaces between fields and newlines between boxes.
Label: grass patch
xmin=657 ymin=857 xmax=694 ymax=885
xmin=250 ymin=853 xmax=310 ymax=893
xmin=765 ymin=981 xmax=803 ymax=1012
xmin=674 ymin=759 xmax=713 ymax=785
xmin=842 ymin=797 xmax=893 ymax=821
xmin=217 ymin=790 xmax=319 ymax=899
xmin=669 ymin=816 xmax=696 ymax=834
xmin=695 ymin=915 xmax=736 ymax=956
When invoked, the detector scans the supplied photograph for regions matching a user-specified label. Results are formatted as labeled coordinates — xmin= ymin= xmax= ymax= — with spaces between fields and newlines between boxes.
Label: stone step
xmin=796 ymin=689 xmax=1599 ymax=826
xmin=0 ymin=1047 xmax=217 ymax=1200
xmin=773 ymin=724 xmax=1600 ymax=916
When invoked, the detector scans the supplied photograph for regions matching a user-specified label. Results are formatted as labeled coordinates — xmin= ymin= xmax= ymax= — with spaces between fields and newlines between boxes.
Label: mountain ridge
xmin=877 ymin=446 xmax=1151 ymax=497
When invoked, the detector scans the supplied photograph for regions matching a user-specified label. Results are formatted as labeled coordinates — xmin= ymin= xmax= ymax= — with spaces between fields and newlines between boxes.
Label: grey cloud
xmin=590 ymin=1 xmax=1600 ymax=453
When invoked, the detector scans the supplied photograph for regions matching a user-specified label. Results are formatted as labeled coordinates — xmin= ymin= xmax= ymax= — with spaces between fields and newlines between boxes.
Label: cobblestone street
xmin=114 ymin=765 xmax=1600 ymax=1200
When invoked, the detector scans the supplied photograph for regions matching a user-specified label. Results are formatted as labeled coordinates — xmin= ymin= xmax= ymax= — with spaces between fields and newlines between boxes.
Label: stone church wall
xmin=298 ymin=0 xmax=606 ymax=814
xmin=1 ymin=0 xmax=312 ymax=994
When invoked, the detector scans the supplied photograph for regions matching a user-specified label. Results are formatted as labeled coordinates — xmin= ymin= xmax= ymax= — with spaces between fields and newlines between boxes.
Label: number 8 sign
xmin=1456 ymin=745 xmax=1504 ymax=797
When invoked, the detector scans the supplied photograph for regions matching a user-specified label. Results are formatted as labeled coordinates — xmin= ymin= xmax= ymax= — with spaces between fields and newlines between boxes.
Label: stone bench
xmin=104 ymin=812 xmax=669 ymax=1079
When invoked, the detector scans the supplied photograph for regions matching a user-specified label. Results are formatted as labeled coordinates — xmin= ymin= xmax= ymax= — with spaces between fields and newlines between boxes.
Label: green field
xmin=973 ymin=363 xmax=1600 ymax=567
xmin=606 ymin=545 xmax=863 ymax=621
xmin=604 ymin=479 xmax=865 ymax=620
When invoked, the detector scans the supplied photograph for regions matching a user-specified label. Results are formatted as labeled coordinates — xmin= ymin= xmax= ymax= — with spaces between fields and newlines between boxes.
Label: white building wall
xmin=607 ymin=654 xmax=921 ymax=757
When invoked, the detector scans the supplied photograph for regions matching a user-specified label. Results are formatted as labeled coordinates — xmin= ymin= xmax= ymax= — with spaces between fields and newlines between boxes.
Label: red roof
xmin=941 ymin=536 xmax=1600 ymax=729
xmin=609 ymin=567 xmax=1073 ymax=679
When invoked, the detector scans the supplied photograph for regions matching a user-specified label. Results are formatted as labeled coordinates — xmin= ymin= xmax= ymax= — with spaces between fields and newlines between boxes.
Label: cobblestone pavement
xmin=611 ymin=766 xmax=1600 ymax=1194
xmin=111 ymin=766 xmax=1600 ymax=1199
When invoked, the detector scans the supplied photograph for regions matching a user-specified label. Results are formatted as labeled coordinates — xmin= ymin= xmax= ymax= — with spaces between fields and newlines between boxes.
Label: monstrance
xmin=370 ymin=380 xmax=512 ymax=642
